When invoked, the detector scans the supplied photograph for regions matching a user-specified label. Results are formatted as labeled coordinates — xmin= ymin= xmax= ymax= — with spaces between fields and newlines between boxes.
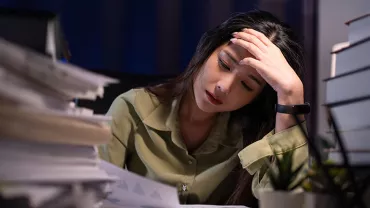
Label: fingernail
xmin=230 ymin=38 xmax=237 ymax=43
xmin=242 ymin=28 xmax=249 ymax=32
xmin=232 ymin=32 xmax=238 ymax=36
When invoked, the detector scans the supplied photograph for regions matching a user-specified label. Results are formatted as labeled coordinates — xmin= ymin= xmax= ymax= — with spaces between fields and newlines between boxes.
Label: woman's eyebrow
xmin=223 ymin=50 xmax=239 ymax=65
xmin=248 ymin=74 xmax=262 ymax=86
xmin=222 ymin=49 xmax=263 ymax=86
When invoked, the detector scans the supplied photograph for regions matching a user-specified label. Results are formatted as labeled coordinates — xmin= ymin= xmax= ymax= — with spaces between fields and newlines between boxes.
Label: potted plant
xmin=289 ymin=110 xmax=370 ymax=208
xmin=301 ymin=160 xmax=359 ymax=208
xmin=258 ymin=148 xmax=307 ymax=208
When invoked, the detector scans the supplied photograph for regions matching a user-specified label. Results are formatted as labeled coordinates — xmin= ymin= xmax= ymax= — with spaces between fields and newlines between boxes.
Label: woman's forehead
xmin=218 ymin=42 xmax=253 ymax=61
xmin=217 ymin=42 xmax=265 ymax=85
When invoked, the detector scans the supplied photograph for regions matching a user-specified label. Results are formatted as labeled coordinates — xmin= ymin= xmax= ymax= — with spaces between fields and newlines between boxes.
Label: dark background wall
xmin=0 ymin=0 xmax=304 ymax=75
xmin=0 ymin=0 xmax=317 ymax=134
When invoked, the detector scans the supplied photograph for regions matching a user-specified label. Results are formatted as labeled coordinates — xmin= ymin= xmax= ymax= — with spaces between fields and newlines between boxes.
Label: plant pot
xmin=304 ymin=192 xmax=338 ymax=208
xmin=259 ymin=190 xmax=304 ymax=208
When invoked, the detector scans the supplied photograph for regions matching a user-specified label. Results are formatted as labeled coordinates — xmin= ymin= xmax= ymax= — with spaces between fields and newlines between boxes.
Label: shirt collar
xmin=141 ymin=96 xmax=179 ymax=131
xmin=142 ymin=96 xmax=242 ymax=152
xmin=192 ymin=112 xmax=243 ymax=155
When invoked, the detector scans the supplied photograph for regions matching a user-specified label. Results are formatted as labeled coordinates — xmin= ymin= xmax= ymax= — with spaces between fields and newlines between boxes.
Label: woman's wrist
xmin=277 ymin=84 xmax=304 ymax=105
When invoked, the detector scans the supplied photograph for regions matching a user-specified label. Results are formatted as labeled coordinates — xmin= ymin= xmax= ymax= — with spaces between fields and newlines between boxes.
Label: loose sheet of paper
xmin=99 ymin=160 xmax=181 ymax=208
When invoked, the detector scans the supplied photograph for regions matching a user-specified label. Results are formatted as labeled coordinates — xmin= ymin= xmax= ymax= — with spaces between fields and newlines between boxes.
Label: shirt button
xmin=182 ymin=184 xmax=188 ymax=192
xmin=188 ymin=160 xmax=193 ymax=165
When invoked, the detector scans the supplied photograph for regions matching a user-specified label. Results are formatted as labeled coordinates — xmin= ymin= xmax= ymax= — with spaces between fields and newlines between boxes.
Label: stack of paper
xmin=0 ymin=37 xmax=118 ymax=111
xmin=0 ymin=37 xmax=119 ymax=208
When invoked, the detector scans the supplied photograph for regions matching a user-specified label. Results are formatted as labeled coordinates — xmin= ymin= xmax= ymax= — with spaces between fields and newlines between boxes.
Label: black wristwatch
xmin=275 ymin=102 xmax=310 ymax=115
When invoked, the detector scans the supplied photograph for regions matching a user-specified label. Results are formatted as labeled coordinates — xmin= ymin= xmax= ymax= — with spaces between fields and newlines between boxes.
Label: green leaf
xmin=289 ymin=175 xmax=308 ymax=190
xmin=265 ymin=146 xmax=308 ymax=191
xmin=267 ymin=168 xmax=281 ymax=190
xmin=302 ymin=179 xmax=312 ymax=192
xmin=272 ymin=150 xmax=282 ymax=174
xmin=290 ymin=161 xmax=305 ymax=181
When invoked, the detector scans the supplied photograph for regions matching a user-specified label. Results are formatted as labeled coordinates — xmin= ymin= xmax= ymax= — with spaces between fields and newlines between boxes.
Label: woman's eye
xmin=241 ymin=81 xmax=253 ymax=91
xmin=218 ymin=59 xmax=230 ymax=71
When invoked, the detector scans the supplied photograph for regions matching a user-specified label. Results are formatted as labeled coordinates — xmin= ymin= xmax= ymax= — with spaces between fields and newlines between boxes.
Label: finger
xmin=230 ymin=38 xmax=264 ymax=60
xmin=243 ymin=28 xmax=272 ymax=46
xmin=239 ymin=57 xmax=274 ymax=84
xmin=239 ymin=57 xmax=265 ymax=71
xmin=232 ymin=32 xmax=268 ymax=52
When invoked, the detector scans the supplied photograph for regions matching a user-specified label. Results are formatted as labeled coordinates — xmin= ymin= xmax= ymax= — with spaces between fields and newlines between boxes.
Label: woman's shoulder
xmin=109 ymin=87 xmax=162 ymax=121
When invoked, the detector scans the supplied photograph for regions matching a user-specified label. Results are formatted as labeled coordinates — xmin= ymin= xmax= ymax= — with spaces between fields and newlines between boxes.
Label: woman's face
xmin=193 ymin=42 xmax=267 ymax=113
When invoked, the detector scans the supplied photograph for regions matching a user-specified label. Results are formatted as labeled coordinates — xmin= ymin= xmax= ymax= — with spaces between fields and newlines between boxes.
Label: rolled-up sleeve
xmin=238 ymin=122 xmax=309 ymax=198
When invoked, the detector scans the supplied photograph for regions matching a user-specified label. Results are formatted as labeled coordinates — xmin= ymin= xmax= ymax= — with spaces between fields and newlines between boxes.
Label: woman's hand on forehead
xmin=230 ymin=28 xmax=303 ymax=98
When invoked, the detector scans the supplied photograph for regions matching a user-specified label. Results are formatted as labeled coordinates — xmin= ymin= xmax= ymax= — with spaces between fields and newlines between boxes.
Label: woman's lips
xmin=206 ymin=91 xmax=223 ymax=105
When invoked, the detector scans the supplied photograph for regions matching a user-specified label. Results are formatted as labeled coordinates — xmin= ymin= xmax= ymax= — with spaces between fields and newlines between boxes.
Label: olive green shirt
xmin=99 ymin=88 xmax=308 ymax=204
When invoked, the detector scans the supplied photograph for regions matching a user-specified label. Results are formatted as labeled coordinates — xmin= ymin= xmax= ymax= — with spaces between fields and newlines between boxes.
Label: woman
xmin=99 ymin=10 xmax=309 ymax=206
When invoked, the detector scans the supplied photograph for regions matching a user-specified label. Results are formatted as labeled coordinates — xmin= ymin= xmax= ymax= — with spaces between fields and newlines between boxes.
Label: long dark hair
xmin=146 ymin=10 xmax=304 ymax=205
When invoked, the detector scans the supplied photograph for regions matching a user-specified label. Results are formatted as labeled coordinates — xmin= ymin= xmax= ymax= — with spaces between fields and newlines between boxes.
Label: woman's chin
xmin=196 ymin=100 xmax=219 ymax=113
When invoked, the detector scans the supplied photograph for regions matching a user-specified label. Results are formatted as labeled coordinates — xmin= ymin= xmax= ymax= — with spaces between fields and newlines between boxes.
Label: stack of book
xmin=325 ymin=13 xmax=370 ymax=166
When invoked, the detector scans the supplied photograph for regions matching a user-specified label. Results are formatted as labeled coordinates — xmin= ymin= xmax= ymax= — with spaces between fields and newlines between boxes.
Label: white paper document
xmin=99 ymin=161 xmax=249 ymax=208
xmin=99 ymin=160 xmax=180 ymax=208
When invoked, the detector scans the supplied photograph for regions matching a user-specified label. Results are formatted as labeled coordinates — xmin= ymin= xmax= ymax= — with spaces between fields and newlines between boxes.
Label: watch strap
xmin=275 ymin=102 xmax=311 ymax=115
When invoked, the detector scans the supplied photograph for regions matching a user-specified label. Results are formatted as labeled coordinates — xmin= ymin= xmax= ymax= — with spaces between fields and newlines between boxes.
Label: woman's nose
xmin=216 ymin=73 xmax=236 ymax=95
